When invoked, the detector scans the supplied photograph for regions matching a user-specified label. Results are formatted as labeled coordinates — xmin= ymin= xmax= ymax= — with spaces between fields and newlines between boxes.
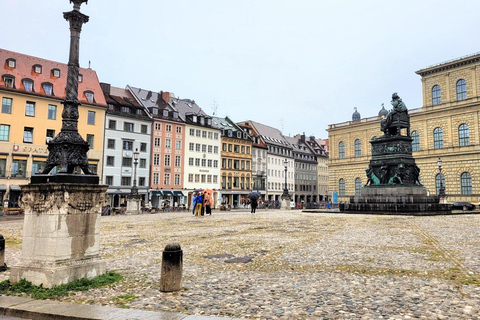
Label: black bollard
xmin=0 ymin=234 xmax=6 ymax=271
xmin=160 ymin=243 xmax=183 ymax=292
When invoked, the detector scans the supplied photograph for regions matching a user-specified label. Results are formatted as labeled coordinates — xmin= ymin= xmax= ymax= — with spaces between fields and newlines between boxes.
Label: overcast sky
xmin=2 ymin=1 xmax=480 ymax=138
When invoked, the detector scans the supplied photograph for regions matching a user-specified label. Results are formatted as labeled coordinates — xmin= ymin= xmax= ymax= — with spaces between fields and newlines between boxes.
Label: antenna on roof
xmin=88 ymin=60 xmax=91 ymax=68
xmin=212 ymin=99 xmax=218 ymax=116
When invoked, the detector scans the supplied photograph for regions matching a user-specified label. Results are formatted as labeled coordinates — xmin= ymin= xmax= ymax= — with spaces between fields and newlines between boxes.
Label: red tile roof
xmin=0 ymin=48 xmax=106 ymax=107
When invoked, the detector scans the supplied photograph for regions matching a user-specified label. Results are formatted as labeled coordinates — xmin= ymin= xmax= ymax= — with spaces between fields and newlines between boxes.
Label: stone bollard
xmin=160 ymin=243 xmax=183 ymax=292
xmin=0 ymin=234 xmax=7 ymax=271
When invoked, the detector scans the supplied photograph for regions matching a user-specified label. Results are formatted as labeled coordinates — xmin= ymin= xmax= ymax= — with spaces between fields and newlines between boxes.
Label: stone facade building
xmin=328 ymin=52 xmax=480 ymax=204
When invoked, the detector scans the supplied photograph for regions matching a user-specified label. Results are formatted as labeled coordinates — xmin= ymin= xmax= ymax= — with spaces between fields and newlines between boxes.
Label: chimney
xmin=146 ymin=91 xmax=152 ymax=101
xmin=162 ymin=91 xmax=170 ymax=103
xmin=99 ymin=82 xmax=111 ymax=94
xmin=301 ymin=132 xmax=306 ymax=142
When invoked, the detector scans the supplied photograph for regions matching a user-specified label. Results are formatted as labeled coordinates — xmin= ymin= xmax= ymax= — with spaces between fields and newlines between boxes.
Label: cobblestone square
xmin=1 ymin=210 xmax=480 ymax=319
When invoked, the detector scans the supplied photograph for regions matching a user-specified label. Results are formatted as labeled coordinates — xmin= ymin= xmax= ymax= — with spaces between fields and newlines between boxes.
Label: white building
xmin=101 ymin=83 xmax=152 ymax=208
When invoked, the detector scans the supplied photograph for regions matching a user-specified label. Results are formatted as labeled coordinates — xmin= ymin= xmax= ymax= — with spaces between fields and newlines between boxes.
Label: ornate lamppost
xmin=282 ymin=159 xmax=289 ymax=197
xmin=131 ymin=148 xmax=139 ymax=195
xmin=437 ymin=157 xmax=445 ymax=196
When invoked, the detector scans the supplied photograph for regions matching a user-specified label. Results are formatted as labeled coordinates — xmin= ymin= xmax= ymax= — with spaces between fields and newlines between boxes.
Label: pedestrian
xmin=205 ymin=192 xmax=212 ymax=215
xmin=251 ymin=198 xmax=258 ymax=214
xmin=195 ymin=193 xmax=203 ymax=216
xmin=192 ymin=193 xmax=197 ymax=215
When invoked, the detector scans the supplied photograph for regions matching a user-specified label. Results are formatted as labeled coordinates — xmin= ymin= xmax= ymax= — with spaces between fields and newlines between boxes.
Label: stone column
xmin=10 ymin=183 xmax=107 ymax=288
xmin=160 ymin=243 xmax=183 ymax=292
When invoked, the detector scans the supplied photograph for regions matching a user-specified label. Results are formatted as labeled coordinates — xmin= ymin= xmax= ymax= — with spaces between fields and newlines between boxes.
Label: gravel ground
xmin=1 ymin=209 xmax=480 ymax=319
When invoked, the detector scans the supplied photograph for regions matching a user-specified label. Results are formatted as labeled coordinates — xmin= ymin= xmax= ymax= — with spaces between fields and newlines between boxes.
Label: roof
xmin=103 ymin=85 xmax=151 ymax=121
xmin=284 ymin=136 xmax=315 ymax=156
xmin=247 ymin=120 xmax=290 ymax=147
xmin=0 ymin=48 xmax=106 ymax=107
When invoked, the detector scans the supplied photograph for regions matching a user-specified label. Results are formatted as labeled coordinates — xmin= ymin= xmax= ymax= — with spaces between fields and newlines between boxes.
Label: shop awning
xmin=163 ymin=190 xmax=173 ymax=197
xmin=9 ymin=185 xmax=21 ymax=191
xmin=0 ymin=185 xmax=6 ymax=191
xmin=173 ymin=191 xmax=184 ymax=197
xmin=152 ymin=190 xmax=163 ymax=196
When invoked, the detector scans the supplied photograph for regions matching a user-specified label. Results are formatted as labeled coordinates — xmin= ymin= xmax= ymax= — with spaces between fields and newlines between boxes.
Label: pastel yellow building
xmin=0 ymin=49 xmax=106 ymax=208
xmin=328 ymin=52 xmax=480 ymax=204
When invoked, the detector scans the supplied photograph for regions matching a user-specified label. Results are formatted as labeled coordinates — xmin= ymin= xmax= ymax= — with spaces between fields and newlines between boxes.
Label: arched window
xmin=338 ymin=141 xmax=345 ymax=159
xmin=435 ymin=173 xmax=445 ymax=195
xmin=460 ymin=172 xmax=472 ymax=195
xmin=433 ymin=127 xmax=443 ymax=149
xmin=432 ymin=85 xmax=441 ymax=105
xmin=339 ymin=179 xmax=345 ymax=196
xmin=456 ymin=79 xmax=467 ymax=101
xmin=355 ymin=178 xmax=362 ymax=196
xmin=354 ymin=139 xmax=361 ymax=157
xmin=458 ymin=123 xmax=469 ymax=146
xmin=411 ymin=131 xmax=420 ymax=151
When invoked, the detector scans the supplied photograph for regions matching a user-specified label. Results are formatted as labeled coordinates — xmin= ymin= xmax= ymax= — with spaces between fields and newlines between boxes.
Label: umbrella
xmin=248 ymin=192 xmax=260 ymax=200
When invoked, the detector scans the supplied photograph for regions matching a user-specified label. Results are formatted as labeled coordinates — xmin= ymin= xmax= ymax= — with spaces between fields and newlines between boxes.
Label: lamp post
xmin=437 ymin=157 xmax=445 ymax=196
xmin=131 ymin=148 xmax=139 ymax=196
xmin=282 ymin=159 xmax=289 ymax=197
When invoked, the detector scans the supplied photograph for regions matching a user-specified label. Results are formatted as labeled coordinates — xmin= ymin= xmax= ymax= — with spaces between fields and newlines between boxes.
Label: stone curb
xmin=0 ymin=296 xmax=239 ymax=320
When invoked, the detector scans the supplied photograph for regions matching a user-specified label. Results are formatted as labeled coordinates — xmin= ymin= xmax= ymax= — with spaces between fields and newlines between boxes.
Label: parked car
xmin=452 ymin=202 xmax=476 ymax=210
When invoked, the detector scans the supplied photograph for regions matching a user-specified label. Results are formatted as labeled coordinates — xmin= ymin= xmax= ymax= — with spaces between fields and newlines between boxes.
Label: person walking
xmin=194 ymin=193 xmax=203 ymax=216
xmin=204 ymin=192 xmax=212 ymax=215
xmin=192 ymin=193 xmax=197 ymax=215
xmin=251 ymin=198 xmax=258 ymax=214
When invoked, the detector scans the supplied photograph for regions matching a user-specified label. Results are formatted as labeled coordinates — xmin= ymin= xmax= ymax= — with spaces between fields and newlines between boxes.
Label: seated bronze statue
xmin=381 ymin=92 xmax=410 ymax=136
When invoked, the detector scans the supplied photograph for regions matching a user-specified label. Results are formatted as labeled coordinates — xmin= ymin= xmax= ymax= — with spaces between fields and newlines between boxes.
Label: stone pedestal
xmin=10 ymin=183 xmax=107 ymax=288
xmin=160 ymin=243 xmax=183 ymax=292
xmin=281 ymin=194 xmax=291 ymax=210
xmin=126 ymin=194 xmax=141 ymax=215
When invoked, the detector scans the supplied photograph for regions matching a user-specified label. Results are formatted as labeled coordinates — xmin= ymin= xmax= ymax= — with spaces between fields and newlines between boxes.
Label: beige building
xmin=328 ymin=52 xmax=480 ymax=204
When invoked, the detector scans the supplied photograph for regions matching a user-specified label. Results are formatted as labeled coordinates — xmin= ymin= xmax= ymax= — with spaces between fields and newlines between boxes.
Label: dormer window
xmin=2 ymin=75 xmax=15 ymax=88
xmin=84 ymin=91 xmax=94 ymax=103
xmin=243 ymin=132 xmax=247 ymax=139
xmin=121 ymin=106 xmax=131 ymax=113
xmin=42 ymin=83 xmax=53 ymax=95
xmin=192 ymin=115 xmax=197 ymax=122
xmin=33 ymin=64 xmax=42 ymax=74
xmin=173 ymin=111 xmax=178 ymax=118
xmin=78 ymin=74 xmax=83 ymax=82
xmin=136 ymin=109 xmax=143 ymax=115
xmin=163 ymin=109 xmax=169 ymax=117
xmin=228 ymin=130 xmax=233 ymax=137
xmin=200 ymin=117 xmax=205 ymax=125
xmin=22 ymin=79 xmax=34 ymax=92
xmin=52 ymin=69 xmax=60 ymax=78
xmin=207 ymin=118 xmax=212 ymax=126
xmin=6 ymin=59 xmax=16 ymax=68
xmin=152 ymin=108 xmax=158 ymax=115
xmin=108 ymin=104 xmax=115 ymax=111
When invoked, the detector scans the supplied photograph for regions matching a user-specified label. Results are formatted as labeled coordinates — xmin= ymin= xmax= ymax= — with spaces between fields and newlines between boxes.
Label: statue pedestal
xmin=10 ymin=183 xmax=107 ymax=288
xmin=126 ymin=194 xmax=141 ymax=215
xmin=281 ymin=194 xmax=291 ymax=210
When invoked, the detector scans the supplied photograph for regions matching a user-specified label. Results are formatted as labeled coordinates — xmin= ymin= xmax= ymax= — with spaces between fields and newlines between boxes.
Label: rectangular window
xmin=106 ymin=156 xmax=115 ymax=166
xmin=2 ymin=98 xmax=12 ymax=114
xmin=176 ymin=126 xmax=182 ymax=134
xmin=195 ymin=174 xmax=200 ymax=183
xmin=166 ymin=124 xmax=172 ymax=132
xmin=121 ymin=177 xmax=131 ymax=186
xmin=87 ymin=111 xmax=95 ymax=125
xmin=189 ymin=157 xmax=194 ymax=166
xmin=23 ymin=127 xmax=33 ymax=143
xmin=222 ymin=158 xmax=226 ymax=168
xmin=153 ymin=173 xmax=159 ymax=185
xmin=201 ymin=159 xmax=206 ymax=167
xmin=164 ymin=154 xmax=171 ymax=166
xmin=12 ymin=159 xmax=27 ymax=177
xmin=175 ymin=155 xmax=181 ymax=167
xmin=202 ymin=144 xmax=207 ymax=152
xmin=196 ymin=129 xmax=201 ymax=137
xmin=208 ymin=145 xmax=213 ymax=153
xmin=214 ymin=133 xmax=219 ymax=140
xmin=246 ymin=146 xmax=250 ymax=154
xmin=124 ymin=122 xmax=134 ymax=132
xmin=175 ymin=140 xmax=182 ymax=149
xmin=241 ymin=146 xmax=245 ymax=153
xmin=202 ymin=131 xmax=207 ymax=138
xmin=155 ymin=123 xmax=162 ymax=131
xmin=213 ymin=175 xmax=218 ymax=183
xmin=140 ymin=142 xmax=147 ymax=152
xmin=107 ymin=139 xmax=115 ymax=149
xmin=174 ymin=174 xmax=181 ymax=185
xmin=46 ymin=129 xmax=55 ymax=141
xmin=201 ymin=174 xmax=206 ymax=183
xmin=153 ymin=154 xmax=160 ymax=166
xmin=123 ymin=140 xmax=133 ymax=150
xmin=214 ymin=160 xmax=218 ymax=168
xmin=25 ymin=101 xmax=35 ymax=117
xmin=195 ymin=158 xmax=200 ymax=166
xmin=154 ymin=138 xmax=161 ymax=147
xmin=139 ymin=158 xmax=146 ymax=168
xmin=222 ymin=143 xmax=227 ymax=151
xmin=228 ymin=144 xmax=232 ymax=152
xmin=208 ymin=132 xmax=213 ymax=139
xmin=108 ymin=120 xmax=116 ymax=129
xmin=234 ymin=145 xmax=240 ymax=153
xmin=195 ymin=144 xmax=201 ymax=152
xmin=46 ymin=104 xmax=57 ymax=120
xmin=189 ymin=128 xmax=195 ymax=136
xmin=208 ymin=159 xmax=212 ymax=167
xmin=188 ymin=174 xmax=194 ymax=182
xmin=141 ymin=124 xmax=148 ymax=134
xmin=139 ymin=177 xmax=146 ymax=186
xmin=189 ymin=142 xmax=194 ymax=151
xmin=32 ymin=160 xmax=46 ymax=174
xmin=165 ymin=139 xmax=171 ymax=148
xmin=122 ymin=157 xmax=132 ymax=167
xmin=105 ymin=176 xmax=113 ymax=185
xmin=214 ymin=146 xmax=219 ymax=154
xmin=0 ymin=124 xmax=10 ymax=141
xmin=164 ymin=173 xmax=170 ymax=185
xmin=86 ymin=134 xmax=94 ymax=149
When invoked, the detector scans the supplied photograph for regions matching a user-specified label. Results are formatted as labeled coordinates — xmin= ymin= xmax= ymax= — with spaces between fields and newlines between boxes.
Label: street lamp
xmin=131 ymin=148 xmax=140 ymax=195
xmin=282 ymin=159 xmax=289 ymax=197
xmin=437 ymin=157 xmax=445 ymax=196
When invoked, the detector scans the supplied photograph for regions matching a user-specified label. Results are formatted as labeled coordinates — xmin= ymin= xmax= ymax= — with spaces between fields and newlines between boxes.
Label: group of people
xmin=192 ymin=191 xmax=213 ymax=216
